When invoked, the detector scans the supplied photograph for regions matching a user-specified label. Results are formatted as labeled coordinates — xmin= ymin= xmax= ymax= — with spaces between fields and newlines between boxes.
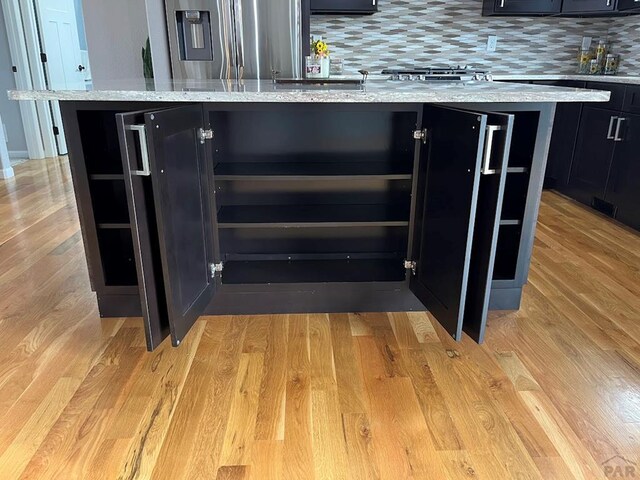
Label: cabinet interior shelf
xmin=217 ymin=204 xmax=410 ymax=228
xmin=90 ymin=174 xmax=126 ymax=181
xmin=223 ymin=258 xmax=406 ymax=284
xmin=214 ymin=160 xmax=413 ymax=180
xmin=97 ymin=223 xmax=132 ymax=229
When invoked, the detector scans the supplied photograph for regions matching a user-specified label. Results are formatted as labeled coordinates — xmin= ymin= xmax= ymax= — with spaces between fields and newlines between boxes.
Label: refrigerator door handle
xmin=234 ymin=0 xmax=245 ymax=78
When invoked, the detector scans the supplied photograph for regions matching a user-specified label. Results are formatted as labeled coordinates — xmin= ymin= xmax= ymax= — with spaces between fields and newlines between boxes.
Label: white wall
xmin=81 ymin=0 xmax=150 ymax=86
xmin=0 ymin=4 xmax=27 ymax=156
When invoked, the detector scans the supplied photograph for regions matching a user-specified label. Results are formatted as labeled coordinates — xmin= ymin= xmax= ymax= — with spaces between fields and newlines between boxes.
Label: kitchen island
xmin=10 ymin=79 xmax=609 ymax=350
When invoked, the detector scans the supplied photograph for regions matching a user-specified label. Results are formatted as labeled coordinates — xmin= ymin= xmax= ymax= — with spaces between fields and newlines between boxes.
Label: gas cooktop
xmin=381 ymin=66 xmax=493 ymax=82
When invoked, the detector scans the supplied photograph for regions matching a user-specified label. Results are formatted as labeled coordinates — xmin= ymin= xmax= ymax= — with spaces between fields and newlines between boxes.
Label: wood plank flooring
xmin=1 ymin=157 xmax=639 ymax=479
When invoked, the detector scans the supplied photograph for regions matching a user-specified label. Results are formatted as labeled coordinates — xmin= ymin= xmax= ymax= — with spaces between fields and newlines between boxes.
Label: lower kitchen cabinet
xmin=533 ymin=81 xmax=585 ymax=190
xmin=566 ymin=106 xmax=617 ymax=205
xmin=541 ymin=80 xmax=639 ymax=232
xmin=604 ymin=113 xmax=640 ymax=230
xmin=61 ymin=101 xmax=553 ymax=350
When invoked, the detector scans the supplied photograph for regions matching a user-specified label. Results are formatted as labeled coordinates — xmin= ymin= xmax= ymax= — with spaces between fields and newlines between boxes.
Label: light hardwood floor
xmin=0 ymin=157 xmax=639 ymax=479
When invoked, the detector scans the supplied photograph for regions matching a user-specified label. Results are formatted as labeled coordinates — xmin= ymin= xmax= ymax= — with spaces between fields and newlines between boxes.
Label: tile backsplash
xmin=610 ymin=17 xmax=640 ymax=74
xmin=311 ymin=0 xmax=639 ymax=75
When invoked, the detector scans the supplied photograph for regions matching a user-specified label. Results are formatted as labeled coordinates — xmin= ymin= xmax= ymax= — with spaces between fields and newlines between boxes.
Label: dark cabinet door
xmin=484 ymin=0 xmax=561 ymax=15
xmin=617 ymin=0 xmax=640 ymax=9
xmin=310 ymin=0 xmax=377 ymax=13
xmin=410 ymin=106 xmax=512 ymax=341
xmin=117 ymin=105 xmax=218 ymax=349
xmin=463 ymin=113 xmax=514 ymax=343
xmin=567 ymin=107 xmax=617 ymax=206
xmin=562 ymin=0 xmax=616 ymax=11
xmin=605 ymin=114 xmax=640 ymax=230
xmin=531 ymin=81 xmax=585 ymax=191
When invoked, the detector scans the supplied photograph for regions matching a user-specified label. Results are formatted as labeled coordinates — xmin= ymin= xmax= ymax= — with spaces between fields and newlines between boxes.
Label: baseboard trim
xmin=8 ymin=150 xmax=28 ymax=160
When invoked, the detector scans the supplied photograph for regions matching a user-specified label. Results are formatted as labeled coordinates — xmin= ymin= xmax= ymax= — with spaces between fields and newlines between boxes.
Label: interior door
xmin=34 ymin=0 xmax=87 ymax=155
xmin=410 ymin=106 xmax=512 ymax=341
xmin=117 ymin=105 xmax=218 ymax=349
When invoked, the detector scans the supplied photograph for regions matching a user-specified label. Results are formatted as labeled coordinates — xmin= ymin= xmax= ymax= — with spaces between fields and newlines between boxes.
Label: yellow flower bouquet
xmin=311 ymin=40 xmax=330 ymax=58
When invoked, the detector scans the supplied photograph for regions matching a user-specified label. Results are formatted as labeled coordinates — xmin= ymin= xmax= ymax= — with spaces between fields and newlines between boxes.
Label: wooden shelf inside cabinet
xmin=89 ymin=174 xmax=126 ymax=180
xmin=97 ymin=223 xmax=132 ymax=229
xmin=217 ymin=204 xmax=410 ymax=228
xmin=214 ymin=161 xmax=413 ymax=181
xmin=223 ymin=258 xmax=406 ymax=284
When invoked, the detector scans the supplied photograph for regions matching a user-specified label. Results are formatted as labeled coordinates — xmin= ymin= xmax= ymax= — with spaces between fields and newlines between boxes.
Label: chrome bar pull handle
xmin=481 ymin=125 xmax=503 ymax=175
xmin=614 ymin=117 xmax=626 ymax=142
xmin=607 ymin=116 xmax=618 ymax=139
xmin=125 ymin=125 xmax=151 ymax=176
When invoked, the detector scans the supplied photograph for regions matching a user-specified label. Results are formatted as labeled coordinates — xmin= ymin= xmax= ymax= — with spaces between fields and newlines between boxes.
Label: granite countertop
xmin=8 ymin=78 xmax=610 ymax=104
xmin=491 ymin=74 xmax=640 ymax=85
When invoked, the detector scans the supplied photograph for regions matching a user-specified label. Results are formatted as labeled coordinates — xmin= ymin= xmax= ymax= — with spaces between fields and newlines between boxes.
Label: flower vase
xmin=319 ymin=56 xmax=330 ymax=79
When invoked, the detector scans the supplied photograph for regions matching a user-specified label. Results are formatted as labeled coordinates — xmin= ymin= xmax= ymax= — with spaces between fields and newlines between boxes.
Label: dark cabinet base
xmin=63 ymin=101 xmax=553 ymax=351
xmin=95 ymin=284 xmax=524 ymax=320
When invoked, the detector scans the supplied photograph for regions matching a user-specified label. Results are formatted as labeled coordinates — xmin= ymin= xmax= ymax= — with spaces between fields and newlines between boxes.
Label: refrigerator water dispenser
xmin=176 ymin=10 xmax=213 ymax=61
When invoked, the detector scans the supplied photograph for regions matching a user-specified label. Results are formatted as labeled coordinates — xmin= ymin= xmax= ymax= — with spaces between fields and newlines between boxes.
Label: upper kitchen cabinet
xmin=561 ymin=0 xmax=615 ymax=14
xmin=482 ymin=0 xmax=561 ymax=15
xmin=311 ymin=0 xmax=378 ymax=14
xmin=483 ymin=0 xmax=638 ymax=14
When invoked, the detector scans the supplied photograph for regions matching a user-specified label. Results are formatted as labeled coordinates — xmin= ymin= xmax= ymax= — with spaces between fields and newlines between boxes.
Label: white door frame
xmin=18 ymin=0 xmax=59 ymax=157
xmin=1 ymin=0 xmax=45 ymax=160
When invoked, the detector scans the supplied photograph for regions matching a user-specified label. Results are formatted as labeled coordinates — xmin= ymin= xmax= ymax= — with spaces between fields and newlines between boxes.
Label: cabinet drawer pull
xmin=614 ymin=117 xmax=626 ymax=142
xmin=481 ymin=125 xmax=504 ymax=175
xmin=607 ymin=116 xmax=618 ymax=140
xmin=125 ymin=125 xmax=151 ymax=176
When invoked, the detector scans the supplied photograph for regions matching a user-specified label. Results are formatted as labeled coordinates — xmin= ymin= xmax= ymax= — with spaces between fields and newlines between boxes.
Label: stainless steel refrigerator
xmin=165 ymin=0 xmax=308 ymax=80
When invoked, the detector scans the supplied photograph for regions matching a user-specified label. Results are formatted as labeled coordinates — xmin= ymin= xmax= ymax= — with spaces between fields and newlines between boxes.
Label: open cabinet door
xmin=410 ymin=106 xmax=510 ymax=341
xmin=117 ymin=105 xmax=218 ymax=349
xmin=463 ymin=112 xmax=514 ymax=342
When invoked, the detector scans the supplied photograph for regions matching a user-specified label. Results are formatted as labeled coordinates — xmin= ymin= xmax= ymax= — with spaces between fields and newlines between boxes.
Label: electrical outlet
xmin=487 ymin=35 xmax=498 ymax=53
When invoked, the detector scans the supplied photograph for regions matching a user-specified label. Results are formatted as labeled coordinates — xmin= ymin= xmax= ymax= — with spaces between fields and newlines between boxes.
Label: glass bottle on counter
xmin=595 ymin=39 xmax=609 ymax=74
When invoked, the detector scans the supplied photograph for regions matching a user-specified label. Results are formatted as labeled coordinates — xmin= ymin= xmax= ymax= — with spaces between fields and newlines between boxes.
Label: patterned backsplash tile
xmin=609 ymin=17 xmax=640 ymax=74
xmin=311 ymin=0 xmax=639 ymax=75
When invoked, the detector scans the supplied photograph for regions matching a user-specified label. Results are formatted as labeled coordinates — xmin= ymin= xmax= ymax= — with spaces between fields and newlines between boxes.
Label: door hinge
xmin=40 ymin=53 xmax=47 ymax=63
xmin=404 ymin=260 xmax=417 ymax=275
xmin=53 ymin=126 xmax=60 ymax=136
xmin=413 ymin=129 xmax=427 ymax=144
xmin=210 ymin=262 xmax=224 ymax=279
xmin=199 ymin=128 xmax=214 ymax=144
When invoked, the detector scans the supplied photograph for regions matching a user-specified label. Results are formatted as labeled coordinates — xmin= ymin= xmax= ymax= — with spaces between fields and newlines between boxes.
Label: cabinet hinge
xmin=210 ymin=262 xmax=224 ymax=279
xmin=413 ymin=129 xmax=427 ymax=144
xmin=404 ymin=260 xmax=416 ymax=275
xmin=199 ymin=128 xmax=214 ymax=144
xmin=40 ymin=53 xmax=47 ymax=63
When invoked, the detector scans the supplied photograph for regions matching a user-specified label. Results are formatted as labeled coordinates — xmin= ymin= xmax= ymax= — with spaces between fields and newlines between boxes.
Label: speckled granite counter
xmin=8 ymin=78 xmax=610 ymax=104
xmin=492 ymin=74 xmax=640 ymax=85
